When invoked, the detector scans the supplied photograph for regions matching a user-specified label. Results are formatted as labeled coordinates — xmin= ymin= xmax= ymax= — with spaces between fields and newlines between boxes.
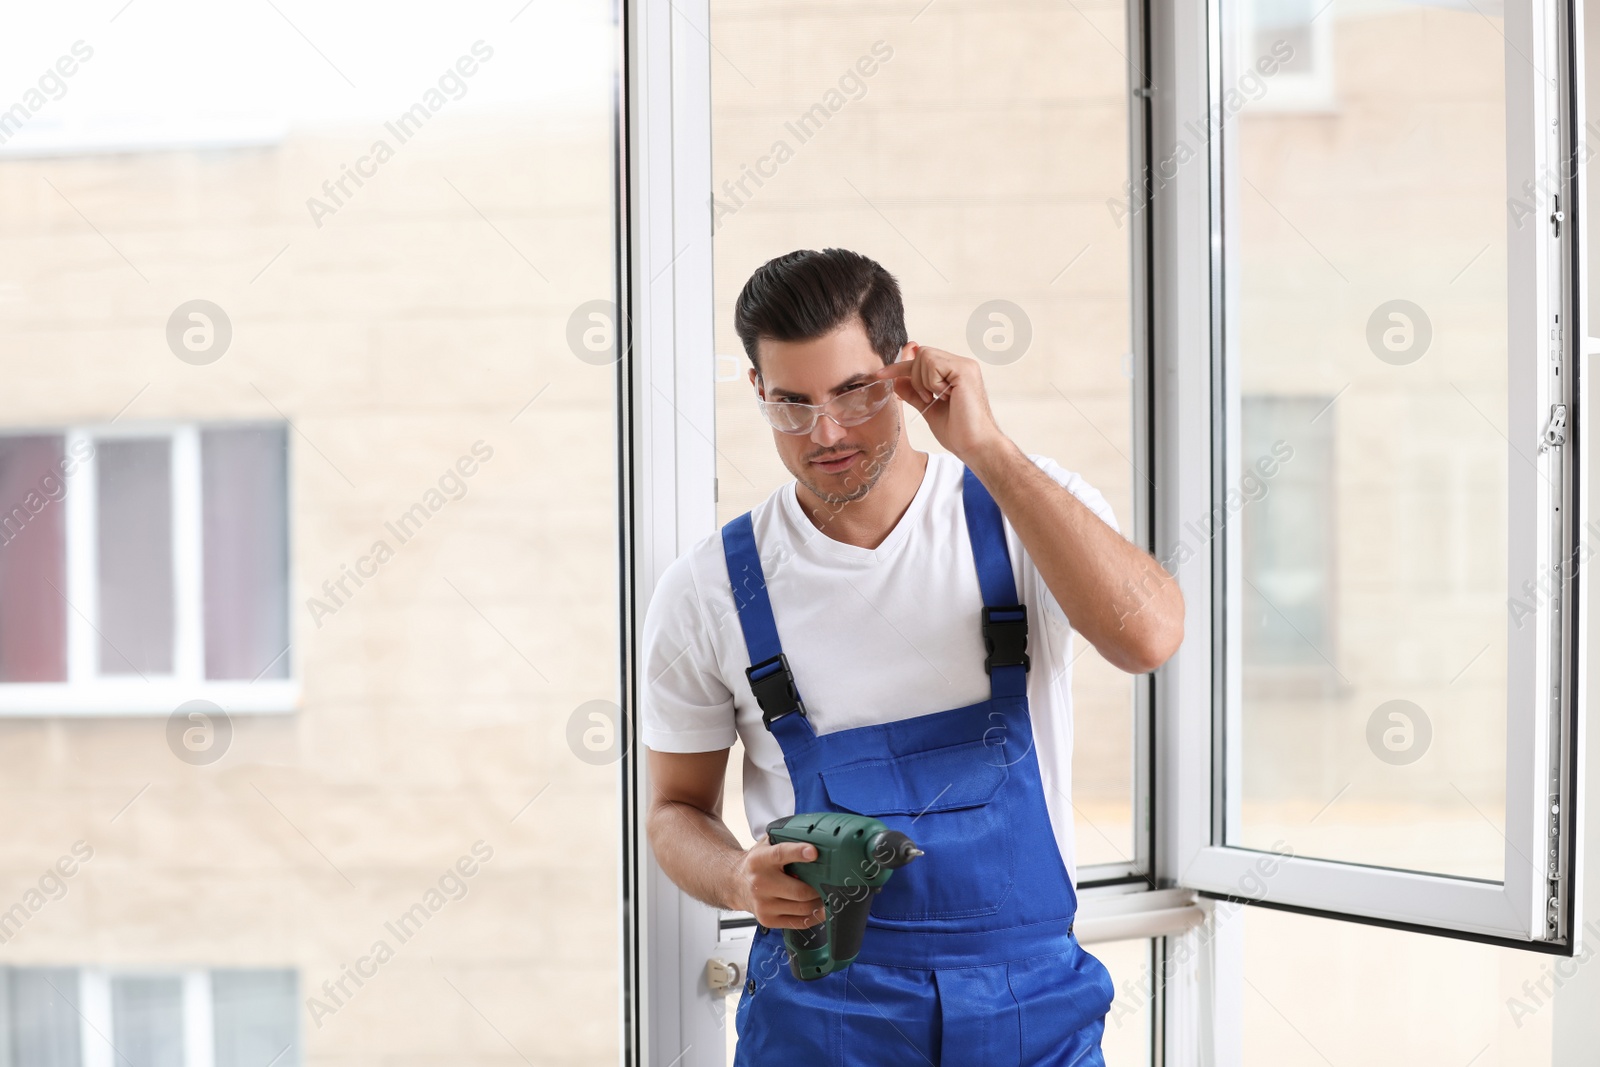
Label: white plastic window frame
xmin=622 ymin=0 xmax=1598 ymax=1061
xmin=1165 ymin=0 xmax=1586 ymax=952
xmin=622 ymin=0 xmax=1600 ymax=1063
xmin=0 ymin=421 xmax=298 ymax=716
xmin=617 ymin=0 xmax=1193 ymax=1064
xmin=1127 ymin=0 xmax=1600 ymax=1056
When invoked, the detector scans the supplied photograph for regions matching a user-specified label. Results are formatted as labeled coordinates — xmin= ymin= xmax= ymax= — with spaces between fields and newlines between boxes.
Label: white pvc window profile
xmin=619 ymin=0 xmax=720 ymax=1063
xmin=618 ymin=0 xmax=1175 ymax=1061
xmin=1175 ymin=0 xmax=1587 ymax=949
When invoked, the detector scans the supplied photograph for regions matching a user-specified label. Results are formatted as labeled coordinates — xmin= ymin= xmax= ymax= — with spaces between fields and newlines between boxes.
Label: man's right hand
xmin=732 ymin=836 xmax=826 ymax=929
xmin=645 ymin=748 xmax=827 ymax=927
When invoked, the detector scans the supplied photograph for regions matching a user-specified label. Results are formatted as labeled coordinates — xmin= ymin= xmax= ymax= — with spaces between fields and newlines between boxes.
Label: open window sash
xmin=1174 ymin=0 xmax=1585 ymax=949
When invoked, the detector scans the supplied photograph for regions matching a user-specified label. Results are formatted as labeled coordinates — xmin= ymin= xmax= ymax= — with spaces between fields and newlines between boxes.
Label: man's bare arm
xmin=645 ymin=747 xmax=824 ymax=927
xmin=967 ymin=437 xmax=1184 ymax=674
xmin=872 ymin=345 xmax=1183 ymax=674
xmin=645 ymin=747 xmax=744 ymax=909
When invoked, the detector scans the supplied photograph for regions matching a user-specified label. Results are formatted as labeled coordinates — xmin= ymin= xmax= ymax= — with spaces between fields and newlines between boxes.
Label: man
xmin=641 ymin=248 xmax=1183 ymax=1065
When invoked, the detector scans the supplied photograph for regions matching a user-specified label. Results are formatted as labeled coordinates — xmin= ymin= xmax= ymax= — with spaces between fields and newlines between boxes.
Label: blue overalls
xmin=722 ymin=466 xmax=1116 ymax=1066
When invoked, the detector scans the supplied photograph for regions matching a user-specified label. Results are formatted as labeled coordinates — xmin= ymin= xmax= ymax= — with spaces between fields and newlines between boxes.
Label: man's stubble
xmin=791 ymin=411 xmax=902 ymax=509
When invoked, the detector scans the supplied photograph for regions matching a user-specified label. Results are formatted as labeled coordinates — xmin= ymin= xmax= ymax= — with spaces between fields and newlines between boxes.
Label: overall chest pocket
xmin=818 ymin=738 xmax=1016 ymax=921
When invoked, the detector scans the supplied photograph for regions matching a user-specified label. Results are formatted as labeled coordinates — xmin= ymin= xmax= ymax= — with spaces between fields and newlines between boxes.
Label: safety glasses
xmin=755 ymin=377 xmax=896 ymax=435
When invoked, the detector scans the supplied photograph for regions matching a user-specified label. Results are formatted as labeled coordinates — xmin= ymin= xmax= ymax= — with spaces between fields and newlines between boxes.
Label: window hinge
xmin=1540 ymin=404 xmax=1568 ymax=452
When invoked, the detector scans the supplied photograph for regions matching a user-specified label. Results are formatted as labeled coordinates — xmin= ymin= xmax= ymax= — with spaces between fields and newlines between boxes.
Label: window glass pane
xmin=710 ymin=0 xmax=1136 ymax=883
xmin=212 ymin=969 xmax=299 ymax=1067
xmin=1095 ymin=938 xmax=1155 ymax=1066
xmin=1230 ymin=0 xmax=1509 ymax=880
xmin=0 ymin=3 xmax=620 ymax=1064
xmin=96 ymin=438 xmax=175 ymax=676
xmin=6 ymin=967 xmax=82 ymax=1067
xmin=0 ymin=437 xmax=68 ymax=682
xmin=111 ymin=975 xmax=184 ymax=1067
xmin=1244 ymin=908 xmax=1553 ymax=1064
xmin=1241 ymin=397 xmax=1332 ymax=671
xmin=202 ymin=426 xmax=290 ymax=681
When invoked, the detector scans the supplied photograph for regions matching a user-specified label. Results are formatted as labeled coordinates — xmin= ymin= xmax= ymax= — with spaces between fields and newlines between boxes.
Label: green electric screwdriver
xmin=764 ymin=812 xmax=924 ymax=981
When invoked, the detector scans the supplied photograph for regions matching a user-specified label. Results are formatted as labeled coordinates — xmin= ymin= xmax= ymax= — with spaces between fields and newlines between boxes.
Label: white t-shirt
xmin=639 ymin=450 xmax=1119 ymax=887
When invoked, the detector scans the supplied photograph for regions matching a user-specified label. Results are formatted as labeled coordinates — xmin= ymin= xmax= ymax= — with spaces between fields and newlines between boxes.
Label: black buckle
xmin=746 ymin=653 xmax=806 ymax=729
xmin=981 ymin=605 xmax=1030 ymax=674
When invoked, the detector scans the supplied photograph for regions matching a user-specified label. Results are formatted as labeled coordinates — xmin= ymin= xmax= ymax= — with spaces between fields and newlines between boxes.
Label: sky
xmin=0 ymin=0 xmax=616 ymax=154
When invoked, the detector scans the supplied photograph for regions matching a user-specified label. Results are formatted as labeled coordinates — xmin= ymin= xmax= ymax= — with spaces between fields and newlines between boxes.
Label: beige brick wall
xmin=0 ymin=111 xmax=622 ymax=1064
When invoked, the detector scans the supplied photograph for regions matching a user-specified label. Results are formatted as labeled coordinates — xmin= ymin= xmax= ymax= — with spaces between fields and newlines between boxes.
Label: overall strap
xmin=960 ymin=466 xmax=1030 ymax=699
xmin=720 ymin=513 xmax=814 ymax=743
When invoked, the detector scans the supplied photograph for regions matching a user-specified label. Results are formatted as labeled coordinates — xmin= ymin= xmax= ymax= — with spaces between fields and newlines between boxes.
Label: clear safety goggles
xmin=755 ymin=378 xmax=896 ymax=435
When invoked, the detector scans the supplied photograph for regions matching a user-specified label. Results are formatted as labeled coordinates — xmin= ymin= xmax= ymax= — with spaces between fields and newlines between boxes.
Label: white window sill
xmin=0 ymin=680 xmax=300 ymax=716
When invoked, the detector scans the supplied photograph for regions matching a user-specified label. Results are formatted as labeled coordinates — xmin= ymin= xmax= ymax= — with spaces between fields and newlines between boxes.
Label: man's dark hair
xmin=733 ymin=248 xmax=907 ymax=376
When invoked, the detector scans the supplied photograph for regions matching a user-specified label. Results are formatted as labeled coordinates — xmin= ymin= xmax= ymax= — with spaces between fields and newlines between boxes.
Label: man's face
xmin=749 ymin=318 xmax=905 ymax=506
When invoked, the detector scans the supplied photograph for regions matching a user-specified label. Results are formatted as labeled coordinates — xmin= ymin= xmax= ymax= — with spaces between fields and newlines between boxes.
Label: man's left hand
xmin=873 ymin=344 xmax=1008 ymax=463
